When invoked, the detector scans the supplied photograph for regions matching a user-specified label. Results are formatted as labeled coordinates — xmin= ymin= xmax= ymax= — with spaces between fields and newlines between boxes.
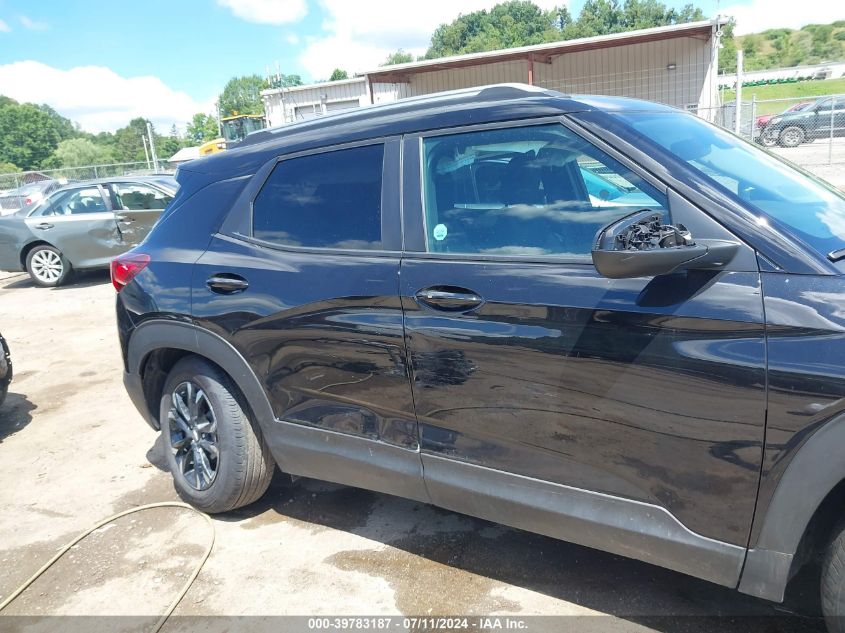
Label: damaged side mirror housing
xmin=591 ymin=210 xmax=741 ymax=279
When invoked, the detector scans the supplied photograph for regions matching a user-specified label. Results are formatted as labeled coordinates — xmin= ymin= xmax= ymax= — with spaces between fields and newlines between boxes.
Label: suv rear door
xmin=399 ymin=119 xmax=766 ymax=586
xmin=191 ymin=138 xmax=427 ymax=501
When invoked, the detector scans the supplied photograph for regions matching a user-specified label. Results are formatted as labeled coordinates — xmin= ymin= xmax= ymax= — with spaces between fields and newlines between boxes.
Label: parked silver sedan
xmin=0 ymin=176 xmax=177 ymax=286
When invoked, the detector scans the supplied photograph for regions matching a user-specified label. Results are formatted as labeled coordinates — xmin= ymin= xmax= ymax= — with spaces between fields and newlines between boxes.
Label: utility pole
xmin=830 ymin=95 xmax=836 ymax=166
xmin=141 ymin=134 xmax=151 ymax=169
xmin=146 ymin=121 xmax=159 ymax=171
xmin=735 ymin=49 xmax=743 ymax=135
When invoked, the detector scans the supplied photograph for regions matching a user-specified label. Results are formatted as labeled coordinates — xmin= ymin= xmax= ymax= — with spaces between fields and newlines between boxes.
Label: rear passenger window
xmin=253 ymin=144 xmax=384 ymax=250
xmin=422 ymin=124 xmax=667 ymax=257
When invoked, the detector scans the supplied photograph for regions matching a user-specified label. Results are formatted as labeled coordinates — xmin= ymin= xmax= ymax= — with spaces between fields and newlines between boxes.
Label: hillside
xmin=721 ymin=20 xmax=845 ymax=73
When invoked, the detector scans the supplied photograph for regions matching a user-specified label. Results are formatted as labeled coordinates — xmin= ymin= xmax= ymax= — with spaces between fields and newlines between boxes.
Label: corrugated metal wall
xmin=263 ymin=79 xmax=368 ymax=126
xmin=266 ymin=32 xmax=716 ymax=126
xmin=372 ymin=35 xmax=714 ymax=110
xmin=534 ymin=36 xmax=713 ymax=109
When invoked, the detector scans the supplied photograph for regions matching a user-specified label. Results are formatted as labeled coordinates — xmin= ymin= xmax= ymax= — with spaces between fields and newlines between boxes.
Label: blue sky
xmin=0 ymin=0 xmax=839 ymax=132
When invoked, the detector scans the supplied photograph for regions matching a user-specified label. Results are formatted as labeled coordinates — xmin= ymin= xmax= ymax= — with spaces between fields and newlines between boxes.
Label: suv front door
xmin=25 ymin=185 xmax=125 ymax=268
xmin=399 ymin=120 xmax=766 ymax=586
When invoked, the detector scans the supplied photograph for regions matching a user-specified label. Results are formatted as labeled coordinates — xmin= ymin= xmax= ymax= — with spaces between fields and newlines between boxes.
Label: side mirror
xmin=591 ymin=211 xmax=740 ymax=279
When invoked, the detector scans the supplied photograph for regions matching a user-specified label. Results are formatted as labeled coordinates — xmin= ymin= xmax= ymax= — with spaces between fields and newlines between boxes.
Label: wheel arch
xmin=20 ymin=239 xmax=57 ymax=268
xmin=740 ymin=413 xmax=845 ymax=602
xmin=127 ymin=320 xmax=276 ymax=433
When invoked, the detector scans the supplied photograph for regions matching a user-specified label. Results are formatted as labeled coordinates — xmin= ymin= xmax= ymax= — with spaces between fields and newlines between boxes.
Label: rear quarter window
xmin=252 ymin=144 xmax=385 ymax=250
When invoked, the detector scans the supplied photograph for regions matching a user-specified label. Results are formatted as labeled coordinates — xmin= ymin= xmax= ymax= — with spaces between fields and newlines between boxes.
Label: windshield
xmin=614 ymin=110 xmax=845 ymax=259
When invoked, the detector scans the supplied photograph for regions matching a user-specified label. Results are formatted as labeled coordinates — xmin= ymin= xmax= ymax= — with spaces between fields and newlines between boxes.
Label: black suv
xmin=116 ymin=85 xmax=845 ymax=629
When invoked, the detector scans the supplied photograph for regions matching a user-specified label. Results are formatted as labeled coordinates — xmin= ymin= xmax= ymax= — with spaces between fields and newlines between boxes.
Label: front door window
xmin=421 ymin=123 xmax=667 ymax=257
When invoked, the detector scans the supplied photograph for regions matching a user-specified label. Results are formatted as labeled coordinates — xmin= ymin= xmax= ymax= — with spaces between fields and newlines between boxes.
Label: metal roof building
xmin=262 ymin=19 xmax=724 ymax=127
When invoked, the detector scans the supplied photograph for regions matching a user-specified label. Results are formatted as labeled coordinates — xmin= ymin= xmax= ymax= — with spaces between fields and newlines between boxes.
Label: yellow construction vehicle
xmin=198 ymin=114 xmax=267 ymax=156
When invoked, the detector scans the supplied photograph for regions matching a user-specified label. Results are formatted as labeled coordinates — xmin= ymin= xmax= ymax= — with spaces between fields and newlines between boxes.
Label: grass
xmin=720 ymin=78 xmax=845 ymax=115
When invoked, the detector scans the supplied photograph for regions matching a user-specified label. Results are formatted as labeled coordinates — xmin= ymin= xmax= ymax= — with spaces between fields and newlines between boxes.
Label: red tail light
xmin=24 ymin=197 xmax=32 ymax=205
xmin=111 ymin=253 xmax=150 ymax=292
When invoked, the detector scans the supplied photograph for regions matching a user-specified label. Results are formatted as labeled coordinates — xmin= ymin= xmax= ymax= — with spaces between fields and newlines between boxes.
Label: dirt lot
xmin=0 ymin=269 xmax=828 ymax=632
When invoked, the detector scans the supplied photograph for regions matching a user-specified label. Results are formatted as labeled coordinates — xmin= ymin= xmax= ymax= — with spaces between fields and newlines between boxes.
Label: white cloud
xmin=0 ymin=61 xmax=214 ymax=133
xmin=217 ymin=0 xmax=307 ymax=25
xmin=720 ymin=0 xmax=844 ymax=35
xmin=286 ymin=32 xmax=300 ymax=45
xmin=301 ymin=0 xmax=566 ymax=79
xmin=19 ymin=15 xmax=48 ymax=31
xmin=0 ymin=19 xmax=10 ymax=33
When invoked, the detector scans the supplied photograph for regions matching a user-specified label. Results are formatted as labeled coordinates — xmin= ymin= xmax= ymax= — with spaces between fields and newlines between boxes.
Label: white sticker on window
xmin=432 ymin=223 xmax=448 ymax=241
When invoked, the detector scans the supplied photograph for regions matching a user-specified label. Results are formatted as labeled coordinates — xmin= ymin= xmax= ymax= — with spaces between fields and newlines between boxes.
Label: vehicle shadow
xmin=0 ymin=391 xmax=37 ymax=443
xmin=55 ymin=269 xmax=111 ymax=289
xmin=0 ymin=269 xmax=110 ymax=290
xmin=219 ymin=478 xmax=824 ymax=632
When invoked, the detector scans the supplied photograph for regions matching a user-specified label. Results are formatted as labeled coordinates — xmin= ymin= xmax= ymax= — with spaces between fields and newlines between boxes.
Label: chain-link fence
xmin=0 ymin=161 xmax=172 ymax=214
xmin=692 ymin=94 xmax=845 ymax=189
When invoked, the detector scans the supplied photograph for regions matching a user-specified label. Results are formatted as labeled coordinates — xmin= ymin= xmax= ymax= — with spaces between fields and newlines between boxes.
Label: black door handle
xmin=207 ymin=274 xmax=249 ymax=294
xmin=415 ymin=286 xmax=484 ymax=312
xmin=34 ymin=222 xmax=53 ymax=230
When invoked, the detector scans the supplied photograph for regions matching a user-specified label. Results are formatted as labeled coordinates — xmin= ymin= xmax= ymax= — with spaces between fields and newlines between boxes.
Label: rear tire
xmin=821 ymin=522 xmax=845 ymax=632
xmin=779 ymin=126 xmax=805 ymax=148
xmin=159 ymin=356 xmax=275 ymax=513
xmin=0 ymin=335 xmax=10 ymax=408
xmin=25 ymin=245 xmax=71 ymax=287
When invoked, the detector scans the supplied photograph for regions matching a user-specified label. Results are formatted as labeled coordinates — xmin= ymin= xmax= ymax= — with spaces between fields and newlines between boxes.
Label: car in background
xmin=0 ymin=180 xmax=64 ymax=216
xmin=755 ymin=101 xmax=814 ymax=146
xmin=0 ymin=176 xmax=177 ymax=287
xmin=762 ymin=94 xmax=845 ymax=147
xmin=0 ymin=332 xmax=10 ymax=408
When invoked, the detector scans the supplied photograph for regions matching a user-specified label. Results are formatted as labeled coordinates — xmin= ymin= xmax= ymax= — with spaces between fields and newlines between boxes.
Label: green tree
xmin=0 ymin=161 xmax=20 ymax=174
xmin=186 ymin=113 xmax=219 ymax=144
xmin=329 ymin=68 xmax=349 ymax=81
xmin=424 ymin=0 xmax=704 ymax=59
xmin=566 ymin=0 xmax=624 ymax=38
xmin=267 ymin=73 xmax=303 ymax=89
xmin=35 ymin=104 xmax=78 ymax=142
xmin=427 ymin=1 xmax=559 ymax=58
xmin=157 ymin=124 xmax=184 ymax=159
xmin=43 ymin=138 xmax=114 ymax=168
xmin=383 ymin=49 xmax=415 ymax=65
xmin=719 ymin=20 xmax=737 ymax=74
xmin=742 ymin=33 xmax=761 ymax=57
xmin=112 ymin=118 xmax=153 ymax=163
xmin=0 ymin=102 xmax=62 ymax=170
xmin=218 ymin=75 xmax=269 ymax=117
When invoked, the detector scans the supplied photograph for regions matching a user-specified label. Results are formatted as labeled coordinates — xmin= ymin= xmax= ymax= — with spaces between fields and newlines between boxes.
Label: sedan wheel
xmin=25 ymin=246 xmax=71 ymax=287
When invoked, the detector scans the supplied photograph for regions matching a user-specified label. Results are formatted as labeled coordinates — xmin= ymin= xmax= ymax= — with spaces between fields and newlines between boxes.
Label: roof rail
xmin=476 ymin=84 xmax=563 ymax=99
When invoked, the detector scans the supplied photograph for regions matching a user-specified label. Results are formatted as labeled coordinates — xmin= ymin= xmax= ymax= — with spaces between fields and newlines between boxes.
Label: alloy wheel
xmin=168 ymin=381 xmax=219 ymax=491
xmin=782 ymin=128 xmax=802 ymax=146
xmin=30 ymin=249 xmax=63 ymax=284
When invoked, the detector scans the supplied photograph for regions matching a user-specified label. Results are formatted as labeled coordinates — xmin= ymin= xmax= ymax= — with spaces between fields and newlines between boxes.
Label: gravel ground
xmin=769 ymin=137 xmax=845 ymax=189
xmin=0 ymin=269 xmax=828 ymax=632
